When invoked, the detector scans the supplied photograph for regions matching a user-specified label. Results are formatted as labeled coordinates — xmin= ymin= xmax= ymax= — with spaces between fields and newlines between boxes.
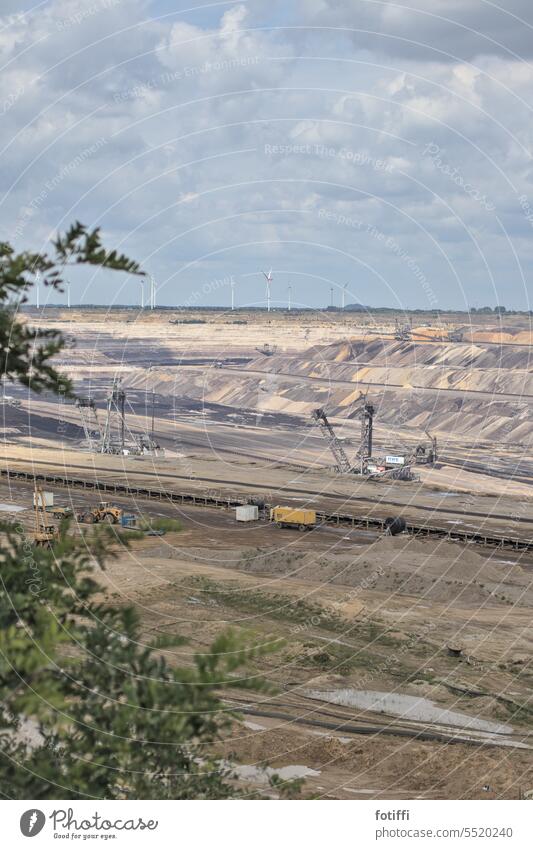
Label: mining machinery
xmin=312 ymin=400 xmax=416 ymax=481
xmin=358 ymin=400 xmax=375 ymax=472
xmin=76 ymin=397 xmax=102 ymax=451
xmin=367 ymin=465 xmax=415 ymax=482
xmin=77 ymin=380 xmax=161 ymax=456
xmin=256 ymin=343 xmax=278 ymax=356
xmin=311 ymin=407 xmax=353 ymax=473
xmin=312 ymin=397 xmax=375 ymax=475
xmin=33 ymin=487 xmax=59 ymax=548
xmin=100 ymin=378 xmax=126 ymax=454
xmin=447 ymin=328 xmax=464 ymax=342
xmin=411 ymin=429 xmax=438 ymax=465
xmin=77 ymin=502 xmax=124 ymax=525
xmin=394 ymin=318 xmax=413 ymax=342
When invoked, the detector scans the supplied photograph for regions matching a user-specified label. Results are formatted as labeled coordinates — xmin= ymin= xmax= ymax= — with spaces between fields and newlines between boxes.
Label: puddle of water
xmin=234 ymin=764 xmax=320 ymax=783
xmin=305 ymin=688 xmax=512 ymax=735
xmin=243 ymin=721 xmax=267 ymax=732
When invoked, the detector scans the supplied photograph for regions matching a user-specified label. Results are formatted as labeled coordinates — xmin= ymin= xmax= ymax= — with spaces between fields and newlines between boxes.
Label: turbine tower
xmin=66 ymin=281 xmax=71 ymax=309
xmin=149 ymin=275 xmax=156 ymax=310
xmin=262 ymin=268 xmax=273 ymax=312
xmin=288 ymin=284 xmax=292 ymax=311
xmin=35 ymin=271 xmax=40 ymax=309
xmin=231 ymin=277 xmax=235 ymax=311
xmin=342 ymin=283 xmax=348 ymax=309
xmin=139 ymin=279 xmax=145 ymax=309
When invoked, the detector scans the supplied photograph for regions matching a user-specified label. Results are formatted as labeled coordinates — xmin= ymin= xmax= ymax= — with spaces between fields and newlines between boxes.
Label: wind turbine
xmin=342 ymin=283 xmax=348 ymax=310
xmin=149 ymin=275 xmax=156 ymax=310
xmin=287 ymin=284 xmax=292 ymax=311
xmin=330 ymin=286 xmax=334 ymax=308
xmin=231 ymin=277 xmax=236 ymax=311
xmin=35 ymin=271 xmax=40 ymax=309
xmin=66 ymin=281 xmax=71 ymax=309
xmin=139 ymin=279 xmax=145 ymax=309
xmin=262 ymin=268 xmax=273 ymax=312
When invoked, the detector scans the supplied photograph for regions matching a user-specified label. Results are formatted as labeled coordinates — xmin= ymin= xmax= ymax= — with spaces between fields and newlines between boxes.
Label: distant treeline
xmin=21 ymin=303 xmax=532 ymax=315
xmin=340 ymin=303 xmax=530 ymax=315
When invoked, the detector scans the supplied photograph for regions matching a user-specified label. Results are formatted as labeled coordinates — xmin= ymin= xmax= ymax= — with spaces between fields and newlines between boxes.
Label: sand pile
xmin=229 ymin=537 xmax=532 ymax=607
xmin=300 ymin=337 xmax=533 ymax=369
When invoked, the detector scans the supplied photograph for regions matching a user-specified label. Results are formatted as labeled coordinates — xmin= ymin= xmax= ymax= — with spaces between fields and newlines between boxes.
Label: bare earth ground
xmin=3 ymin=307 xmax=533 ymax=799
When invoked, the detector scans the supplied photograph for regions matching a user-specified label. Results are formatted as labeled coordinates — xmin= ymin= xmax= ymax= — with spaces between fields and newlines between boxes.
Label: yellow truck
xmin=270 ymin=505 xmax=316 ymax=531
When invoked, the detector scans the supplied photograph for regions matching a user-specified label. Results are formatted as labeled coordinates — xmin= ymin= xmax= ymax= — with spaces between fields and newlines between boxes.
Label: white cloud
xmin=278 ymin=0 xmax=533 ymax=61
xmin=0 ymin=0 xmax=532 ymax=309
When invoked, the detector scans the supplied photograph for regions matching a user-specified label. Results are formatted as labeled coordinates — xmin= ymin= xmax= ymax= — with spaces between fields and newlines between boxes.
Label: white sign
xmin=385 ymin=455 xmax=405 ymax=466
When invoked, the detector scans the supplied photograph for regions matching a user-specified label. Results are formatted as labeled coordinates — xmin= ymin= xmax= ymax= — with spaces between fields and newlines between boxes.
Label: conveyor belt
xmin=2 ymin=467 xmax=531 ymax=553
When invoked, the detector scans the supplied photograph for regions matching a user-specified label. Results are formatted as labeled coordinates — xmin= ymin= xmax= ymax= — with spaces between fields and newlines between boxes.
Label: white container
xmin=236 ymin=505 xmax=259 ymax=522
xmin=33 ymin=491 xmax=54 ymax=507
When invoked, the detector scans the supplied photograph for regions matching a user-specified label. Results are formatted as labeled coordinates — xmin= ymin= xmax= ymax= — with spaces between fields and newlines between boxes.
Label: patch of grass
xmin=354 ymin=619 xmax=404 ymax=648
xmin=118 ymin=528 xmax=145 ymax=540
xmin=188 ymin=577 xmax=345 ymax=631
xmin=493 ymin=697 xmax=533 ymax=724
xmin=137 ymin=516 xmax=182 ymax=533
xmin=298 ymin=642 xmax=379 ymax=675
xmin=237 ymin=548 xmax=306 ymax=570
xmin=404 ymin=669 xmax=439 ymax=685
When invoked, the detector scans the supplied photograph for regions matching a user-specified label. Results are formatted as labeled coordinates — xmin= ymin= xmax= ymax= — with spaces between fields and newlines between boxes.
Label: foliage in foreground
xmin=0 ymin=525 xmax=282 ymax=798
xmin=0 ymin=225 xmax=292 ymax=800
xmin=0 ymin=221 xmax=143 ymax=395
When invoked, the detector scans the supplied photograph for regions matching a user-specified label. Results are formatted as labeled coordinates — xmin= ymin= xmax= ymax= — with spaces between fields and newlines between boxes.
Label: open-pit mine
xmin=4 ymin=306 xmax=533 ymax=799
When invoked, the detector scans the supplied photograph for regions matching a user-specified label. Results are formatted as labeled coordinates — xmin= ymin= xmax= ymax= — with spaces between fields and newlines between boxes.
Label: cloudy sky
xmin=2 ymin=0 xmax=533 ymax=309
